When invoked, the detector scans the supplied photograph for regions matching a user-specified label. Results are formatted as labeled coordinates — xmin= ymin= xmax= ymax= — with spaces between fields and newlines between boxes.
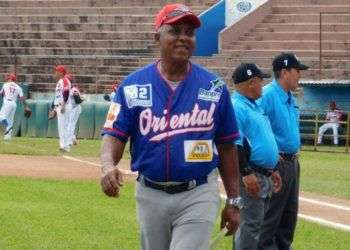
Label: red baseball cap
xmin=155 ymin=4 xmax=201 ymax=31
xmin=54 ymin=65 xmax=67 ymax=75
xmin=5 ymin=73 xmax=17 ymax=82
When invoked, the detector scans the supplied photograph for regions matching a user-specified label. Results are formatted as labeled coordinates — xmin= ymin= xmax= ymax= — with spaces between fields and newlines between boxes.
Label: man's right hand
xmin=242 ymin=173 xmax=260 ymax=197
xmin=100 ymin=168 xmax=124 ymax=197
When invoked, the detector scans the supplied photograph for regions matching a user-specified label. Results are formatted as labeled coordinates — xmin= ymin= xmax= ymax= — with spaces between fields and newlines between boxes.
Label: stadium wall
xmin=194 ymin=0 xmax=225 ymax=56
xmin=299 ymin=85 xmax=350 ymax=111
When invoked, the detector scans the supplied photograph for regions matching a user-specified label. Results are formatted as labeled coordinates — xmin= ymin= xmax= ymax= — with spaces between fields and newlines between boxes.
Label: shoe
xmin=3 ymin=135 xmax=12 ymax=141
xmin=59 ymin=147 xmax=70 ymax=153
xmin=73 ymin=139 xmax=78 ymax=146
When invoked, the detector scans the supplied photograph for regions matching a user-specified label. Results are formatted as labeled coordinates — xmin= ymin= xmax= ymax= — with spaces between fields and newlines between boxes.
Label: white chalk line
xmin=62 ymin=155 xmax=135 ymax=175
xmin=298 ymin=214 xmax=350 ymax=232
xmin=299 ymin=197 xmax=350 ymax=212
xmin=220 ymin=194 xmax=350 ymax=233
xmin=217 ymin=178 xmax=350 ymax=211
xmin=63 ymin=156 xmax=350 ymax=232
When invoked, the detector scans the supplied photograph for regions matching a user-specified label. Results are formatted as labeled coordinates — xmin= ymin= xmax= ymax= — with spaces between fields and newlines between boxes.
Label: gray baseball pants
xmin=258 ymin=159 xmax=300 ymax=250
xmin=136 ymin=169 xmax=221 ymax=250
xmin=234 ymin=172 xmax=273 ymax=250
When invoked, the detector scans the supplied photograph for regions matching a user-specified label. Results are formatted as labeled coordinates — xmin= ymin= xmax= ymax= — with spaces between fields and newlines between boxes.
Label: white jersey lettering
xmin=139 ymin=103 xmax=216 ymax=141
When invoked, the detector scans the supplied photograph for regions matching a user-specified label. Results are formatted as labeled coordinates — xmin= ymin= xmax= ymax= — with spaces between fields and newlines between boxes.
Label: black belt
xmin=279 ymin=153 xmax=297 ymax=161
xmin=250 ymin=165 xmax=274 ymax=177
xmin=138 ymin=175 xmax=208 ymax=194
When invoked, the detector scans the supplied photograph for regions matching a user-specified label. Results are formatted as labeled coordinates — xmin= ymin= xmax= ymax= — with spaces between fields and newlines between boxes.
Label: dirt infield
xmin=0 ymin=154 xmax=349 ymax=231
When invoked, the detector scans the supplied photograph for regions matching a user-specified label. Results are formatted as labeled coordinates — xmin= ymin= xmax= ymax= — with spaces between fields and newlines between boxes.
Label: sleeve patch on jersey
xmin=104 ymin=102 xmax=121 ymax=128
xmin=198 ymin=78 xmax=224 ymax=103
xmin=184 ymin=140 xmax=213 ymax=162
xmin=123 ymin=84 xmax=152 ymax=108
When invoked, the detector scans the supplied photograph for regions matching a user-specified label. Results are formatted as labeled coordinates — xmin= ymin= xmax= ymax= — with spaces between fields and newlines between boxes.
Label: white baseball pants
xmin=67 ymin=105 xmax=81 ymax=145
xmin=0 ymin=100 xmax=17 ymax=140
xmin=56 ymin=105 xmax=72 ymax=150
xmin=317 ymin=122 xmax=339 ymax=145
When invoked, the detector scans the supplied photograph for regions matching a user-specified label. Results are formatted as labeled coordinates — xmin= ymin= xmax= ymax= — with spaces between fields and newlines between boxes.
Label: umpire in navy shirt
xmin=231 ymin=63 xmax=282 ymax=250
xmin=258 ymin=53 xmax=309 ymax=250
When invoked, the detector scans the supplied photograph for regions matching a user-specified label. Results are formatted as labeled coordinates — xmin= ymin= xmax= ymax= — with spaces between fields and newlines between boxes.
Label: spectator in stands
xmin=257 ymin=53 xmax=309 ymax=250
xmin=317 ymin=101 xmax=343 ymax=145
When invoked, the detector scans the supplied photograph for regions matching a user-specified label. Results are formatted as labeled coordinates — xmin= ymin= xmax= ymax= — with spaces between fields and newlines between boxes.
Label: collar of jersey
xmin=233 ymin=91 xmax=258 ymax=108
xmin=272 ymin=79 xmax=291 ymax=104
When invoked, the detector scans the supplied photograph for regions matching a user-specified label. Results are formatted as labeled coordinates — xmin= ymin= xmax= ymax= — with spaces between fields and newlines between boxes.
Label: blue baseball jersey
xmin=257 ymin=79 xmax=300 ymax=154
xmin=102 ymin=62 xmax=239 ymax=182
xmin=231 ymin=92 xmax=279 ymax=169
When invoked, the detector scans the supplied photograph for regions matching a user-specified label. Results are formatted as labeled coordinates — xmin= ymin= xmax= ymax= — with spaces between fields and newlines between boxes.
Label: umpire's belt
xmin=279 ymin=152 xmax=297 ymax=161
xmin=250 ymin=163 xmax=274 ymax=177
xmin=138 ymin=175 xmax=208 ymax=194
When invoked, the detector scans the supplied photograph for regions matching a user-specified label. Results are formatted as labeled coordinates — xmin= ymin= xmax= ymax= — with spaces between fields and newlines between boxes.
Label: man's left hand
xmin=220 ymin=206 xmax=240 ymax=236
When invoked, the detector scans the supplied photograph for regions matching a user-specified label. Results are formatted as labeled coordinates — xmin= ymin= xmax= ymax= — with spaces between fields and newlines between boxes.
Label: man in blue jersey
xmin=100 ymin=4 xmax=241 ymax=250
xmin=258 ymin=53 xmax=309 ymax=250
xmin=231 ymin=63 xmax=282 ymax=250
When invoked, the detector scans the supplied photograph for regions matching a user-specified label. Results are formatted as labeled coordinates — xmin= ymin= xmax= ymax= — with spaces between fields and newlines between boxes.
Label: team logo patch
xmin=198 ymin=78 xmax=224 ymax=102
xmin=123 ymin=84 xmax=152 ymax=108
xmin=236 ymin=1 xmax=252 ymax=13
xmin=184 ymin=140 xmax=213 ymax=162
xmin=104 ymin=102 xmax=121 ymax=128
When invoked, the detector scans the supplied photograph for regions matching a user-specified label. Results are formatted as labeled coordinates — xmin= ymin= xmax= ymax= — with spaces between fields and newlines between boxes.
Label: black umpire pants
xmin=258 ymin=157 xmax=300 ymax=250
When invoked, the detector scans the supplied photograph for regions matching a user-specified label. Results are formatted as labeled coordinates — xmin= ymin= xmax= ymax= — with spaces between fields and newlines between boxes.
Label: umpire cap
xmin=232 ymin=63 xmax=270 ymax=84
xmin=272 ymin=53 xmax=309 ymax=72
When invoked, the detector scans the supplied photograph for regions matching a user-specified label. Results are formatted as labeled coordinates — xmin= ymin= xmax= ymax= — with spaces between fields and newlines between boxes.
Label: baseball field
xmin=0 ymin=137 xmax=349 ymax=249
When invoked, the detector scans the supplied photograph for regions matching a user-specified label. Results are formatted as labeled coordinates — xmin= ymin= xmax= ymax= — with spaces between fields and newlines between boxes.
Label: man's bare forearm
xmin=216 ymin=143 xmax=239 ymax=198
xmin=101 ymin=135 xmax=126 ymax=175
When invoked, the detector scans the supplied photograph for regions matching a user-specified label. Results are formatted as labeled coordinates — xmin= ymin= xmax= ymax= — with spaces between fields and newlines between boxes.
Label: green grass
xmin=1 ymin=137 xmax=350 ymax=199
xmin=300 ymin=151 xmax=350 ymax=199
xmin=302 ymin=144 xmax=350 ymax=154
xmin=0 ymin=176 xmax=138 ymax=249
xmin=0 ymin=137 xmax=131 ymax=158
xmin=0 ymin=177 xmax=349 ymax=250
xmin=0 ymin=137 xmax=101 ymax=157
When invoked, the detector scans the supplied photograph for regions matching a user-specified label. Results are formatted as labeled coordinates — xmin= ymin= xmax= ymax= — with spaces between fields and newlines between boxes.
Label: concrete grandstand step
xmin=264 ymin=14 xmax=350 ymax=23
xmin=0 ymin=31 xmax=155 ymax=40
xmin=1 ymin=64 xmax=141 ymax=76
xmin=272 ymin=5 xmax=350 ymax=14
xmin=0 ymin=6 xmax=207 ymax=15
xmin=0 ymin=22 xmax=155 ymax=32
xmin=227 ymin=41 xmax=350 ymax=51
xmin=6 ymin=66 xmax=139 ymax=78
xmin=0 ymin=0 xmax=218 ymax=8
xmin=254 ymin=23 xmax=350 ymax=32
xmin=220 ymin=49 xmax=350 ymax=58
xmin=0 ymin=39 xmax=156 ymax=49
xmin=240 ymin=32 xmax=350 ymax=41
xmin=271 ymin=0 xmax=350 ymax=5
xmin=0 ymin=47 xmax=158 ymax=56
xmin=207 ymin=66 xmax=349 ymax=80
xmin=0 ymin=15 xmax=156 ymax=24
xmin=0 ymin=55 xmax=155 ymax=66
xmin=194 ymin=57 xmax=350 ymax=70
